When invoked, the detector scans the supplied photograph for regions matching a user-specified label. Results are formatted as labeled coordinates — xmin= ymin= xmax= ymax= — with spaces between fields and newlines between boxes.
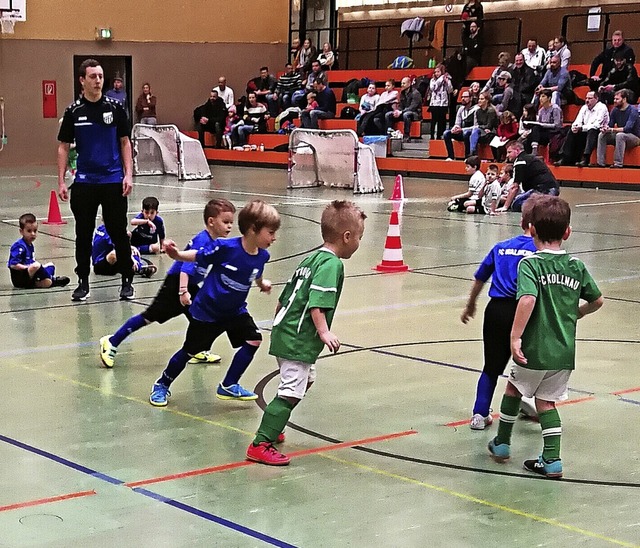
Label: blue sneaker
xmin=488 ymin=437 xmax=511 ymax=462
xmin=216 ymin=383 xmax=258 ymax=401
xmin=523 ymin=456 xmax=563 ymax=479
xmin=149 ymin=383 xmax=171 ymax=407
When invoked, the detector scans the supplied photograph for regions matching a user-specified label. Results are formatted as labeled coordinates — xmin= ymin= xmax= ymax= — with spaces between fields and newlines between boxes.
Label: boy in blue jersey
xmin=461 ymin=197 xmax=538 ymax=430
xmin=99 ymin=199 xmax=235 ymax=368
xmin=7 ymin=213 xmax=70 ymax=289
xmin=149 ymin=200 xmax=280 ymax=406
xmin=91 ymin=224 xmax=155 ymax=277
xmin=488 ymin=196 xmax=603 ymax=478
xmin=57 ymin=58 xmax=135 ymax=302
xmin=130 ymin=196 xmax=166 ymax=254
xmin=247 ymin=201 xmax=366 ymax=466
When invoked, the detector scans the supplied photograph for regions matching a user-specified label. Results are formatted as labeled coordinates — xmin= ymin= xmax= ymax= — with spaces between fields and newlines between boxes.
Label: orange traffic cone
xmin=42 ymin=190 xmax=67 ymax=225
xmin=373 ymin=206 xmax=410 ymax=272
xmin=389 ymin=174 xmax=405 ymax=201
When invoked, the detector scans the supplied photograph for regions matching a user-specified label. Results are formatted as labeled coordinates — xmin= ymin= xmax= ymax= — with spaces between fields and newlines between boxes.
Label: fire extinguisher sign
xmin=42 ymin=80 xmax=57 ymax=118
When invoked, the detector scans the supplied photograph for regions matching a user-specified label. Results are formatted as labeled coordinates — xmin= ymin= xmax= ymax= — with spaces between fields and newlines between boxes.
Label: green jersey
xmin=270 ymin=248 xmax=344 ymax=364
xmin=516 ymin=250 xmax=601 ymax=370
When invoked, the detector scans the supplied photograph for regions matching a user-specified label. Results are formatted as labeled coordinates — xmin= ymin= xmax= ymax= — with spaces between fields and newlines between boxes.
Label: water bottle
xmin=259 ymin=143 xmax=265 ymax=152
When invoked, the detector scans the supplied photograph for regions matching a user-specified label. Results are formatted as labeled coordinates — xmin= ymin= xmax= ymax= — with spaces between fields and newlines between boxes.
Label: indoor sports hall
xmin=2 ymin=0 xmax=640 ymax=544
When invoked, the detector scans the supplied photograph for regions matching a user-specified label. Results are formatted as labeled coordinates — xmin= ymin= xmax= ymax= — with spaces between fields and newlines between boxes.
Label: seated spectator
xmin=589 ymin=30 xmax=636 ymax=91
xmin=213 ymin=76 xmax=235 ymax=109
xmin=468 ymin=81 xmax=481 ymax=104
xmin=511 ymin=53 xmax=538 ymax=106
xmin=554 ymin=90 xmax=609 ymax=167
xmin=596 ymin=88 xmax=640 ymax=168
xmin=496 ymin=164 xmax=518 ymax=211
xmin=521 ymin=38 xmax=547 ymax=78
xmin=296 ymin=38 xmax=317 ymax=75
xmin=443 ymin=89 xmax=478 ymax=160
xmin=300 ymin=76 xmax=336 ymax=129
xmin=193 ymin=89 xmax=228 ymax=148
xmin=303 ymin=92 xmax=318 ymax=111
xmin=429 ymin=64 xmax=453 ymax=140
xmin=597 ymin=52 xmax=640 ymax=104
xmin=357 ymin=83 xmax=380 ymax=118
xmin=447 ymin=155 xmax=485 ymax=212
xmin=222 ymin=105 xmax=239 ymax=149
xmin=494 ymin=71 xmax=522 ymax=117
xmin=359 ymin=79 xmax=398 ymax=136
xmin=290 ymin=37 xmax=302 ymax=65
xmin=462 ymin=22 xmax=483 ymax=73
xmin=461 ymin=0 xmax=483 ymax=38
xmin=317 ymin=42 xmax=335 ymax=70
xmin=518 ymin=103 xmax=537 ymax=142
xmin=536 ymin=55 xmax=571 ymax=106
xmin=385 ymin=76 xmax=423 ymax=142
xmin=521 ymin=90 xmax=562 ymax=156
xmin=250 ymin=66 xmax=278 ymax=117
xmin=552 ymin=36 xmax=571 ymax=68
xmin=232 ymin=92 xmax=269 ymax=146
xmin=274 ymin=63 xmax=303 ymax=111
xmin=482 ymin=52 xmax=512 ymax=96
xmin=464 ymin=163 xmax=501 ymax=215
xmin=292 ymin=60 xmax=325 ymax=108
xmin=469 ymin=91 xmax=498 ymax=156
xmin=491 ymin=110 xmax=519 ymax=161
xmin=135 ymin=83 xmax=157 ymax=125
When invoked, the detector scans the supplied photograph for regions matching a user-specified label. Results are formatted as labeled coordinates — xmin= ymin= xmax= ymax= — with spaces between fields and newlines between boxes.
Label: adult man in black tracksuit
xmin=194 ymin=90 xmax=228 ymax=148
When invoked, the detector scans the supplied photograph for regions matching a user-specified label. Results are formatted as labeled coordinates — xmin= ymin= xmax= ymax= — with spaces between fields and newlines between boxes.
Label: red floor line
xmin=444 ymin=396 xmax=596 ymax=427
xmin=611 ymin=386 xmax=640 ymax=396
xmin=0 ymin=490 xmax=97 ymax=513
xmin=125 ymin=429 xmax=418 ymax=488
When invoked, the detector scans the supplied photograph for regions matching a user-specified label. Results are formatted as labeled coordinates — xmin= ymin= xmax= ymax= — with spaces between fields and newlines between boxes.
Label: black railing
xmin=442 ymin=17 xmax=522 ymax=61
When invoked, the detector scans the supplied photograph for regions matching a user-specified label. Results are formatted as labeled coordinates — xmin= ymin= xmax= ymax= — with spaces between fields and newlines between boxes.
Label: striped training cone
xmin=373 ymin=208 xmax=410 ymax=272
xmin=389 ymin=174 xmax=405 ymax=201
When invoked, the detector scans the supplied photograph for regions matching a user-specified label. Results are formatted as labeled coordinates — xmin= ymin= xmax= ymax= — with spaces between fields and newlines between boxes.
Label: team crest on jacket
xmin=103 ymin=111 xmax=113 ymax=124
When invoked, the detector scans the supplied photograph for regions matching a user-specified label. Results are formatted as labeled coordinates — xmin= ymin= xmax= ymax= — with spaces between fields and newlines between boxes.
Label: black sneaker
xmin=51 ymin=276 xmax=71 ymax=288
xmin=119 ymin=281 xmax=135 ymax=300
xmin=523 ymin=456 xmax=563 ymax=479
xmin=137 ymin=258 xmax=158 ymax=278
xmin=71 ymin=279 xmax=90 ymax=301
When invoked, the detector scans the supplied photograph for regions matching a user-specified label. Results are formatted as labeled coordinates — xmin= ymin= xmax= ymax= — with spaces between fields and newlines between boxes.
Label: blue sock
xmin=44 ymin=264 xmax=55 ymax=278
xmin=139 ymin=244 xmax=151 ymax=254
xmin=472 ymin=372 xmax=497 ymax=416
xmin=221 ymin=343 xmax=259 ymax=386
xmin=158 ymin=348 xmax=190 ymax=387
xmin=110 ymin=314 xmax=148 ymax=347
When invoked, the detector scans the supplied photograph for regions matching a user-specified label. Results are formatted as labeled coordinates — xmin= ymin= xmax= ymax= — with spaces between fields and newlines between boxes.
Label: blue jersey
xmin=189 ymin=237 xmax=270 ymax=323
xmin=57 ymin=95 xmax=130 ymax=184
xmin=92 ymin=225 xmax=114 ymax=265
xmin=166 ymin=229 xmax=218 ymax=285
xmin=7 ymin=238 xmax=35 ymax=268
xmin=131 ymin=213 xmax=166 ymax=244
xmin=474 ymin=234 xmax=537 ymax=299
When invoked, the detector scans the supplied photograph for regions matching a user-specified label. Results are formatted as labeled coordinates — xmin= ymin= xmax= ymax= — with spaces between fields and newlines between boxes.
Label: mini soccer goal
xmin=132 ymin=124 xmax=211 ymax=180
xmin=288 ymin=128 xmax=383 ymax=194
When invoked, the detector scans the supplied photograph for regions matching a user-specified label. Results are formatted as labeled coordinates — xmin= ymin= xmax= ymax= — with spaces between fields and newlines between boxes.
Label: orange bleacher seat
xmin=327 ymin=69 xmax=433 ymax=85
xmin=429 ymin=140 xmax=494 ymax=160
xmin=466 ymin=67 xmax=495 ymax=82
xmin=319 ymin=118 xmax=421 ymax=137
xmin=247 ymin=134 xmax=288 ymax=150
xmin=590 ymin=145 xmax=640 ymax=167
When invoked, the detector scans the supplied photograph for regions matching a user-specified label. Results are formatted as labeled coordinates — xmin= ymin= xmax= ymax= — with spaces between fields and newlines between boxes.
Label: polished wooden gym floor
xmin=0 ymin=166 xmax=639 ymax=547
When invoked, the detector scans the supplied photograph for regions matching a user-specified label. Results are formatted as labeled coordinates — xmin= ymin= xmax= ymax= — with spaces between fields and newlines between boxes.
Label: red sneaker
xmin=246 ymin=442 xmax=290 ymax=466
xmin=276 ymin=432 xmax=286 ymax=444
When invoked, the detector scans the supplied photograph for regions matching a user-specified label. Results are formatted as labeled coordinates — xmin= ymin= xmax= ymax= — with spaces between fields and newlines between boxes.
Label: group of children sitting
xmin=8 ymin=196 xmax=165 ymax=290
xmin=447 ymin=156 xmax=518 ymax=215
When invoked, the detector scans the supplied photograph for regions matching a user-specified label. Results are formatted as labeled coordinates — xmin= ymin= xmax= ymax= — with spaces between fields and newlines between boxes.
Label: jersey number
xmin=272 ymin=278 xmax=304 ymax=327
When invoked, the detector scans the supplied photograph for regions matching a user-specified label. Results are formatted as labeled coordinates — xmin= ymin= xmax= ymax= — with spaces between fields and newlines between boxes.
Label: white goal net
xmin=132 ymin=124 xmax=211 ymax=180
xmin=288 ymin=128 xmax=383 ymax=194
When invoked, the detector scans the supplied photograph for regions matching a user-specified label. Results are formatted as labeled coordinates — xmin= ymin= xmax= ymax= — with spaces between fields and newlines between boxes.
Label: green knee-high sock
xmin=539 ymin=408 xmax=562 ymax=461
xmin=253 ymin=397 xmax=295 ymax=445
xmin=495 ymin=394 xmax=521 ymax=446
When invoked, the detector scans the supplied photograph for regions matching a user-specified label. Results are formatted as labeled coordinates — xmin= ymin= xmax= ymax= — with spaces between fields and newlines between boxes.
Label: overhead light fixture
xmin=95 ymin=27 xmax=112 ymax=41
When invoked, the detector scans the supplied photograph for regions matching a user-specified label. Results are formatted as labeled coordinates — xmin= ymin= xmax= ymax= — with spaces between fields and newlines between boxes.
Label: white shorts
xmin=508 ymin=364 xmax=571 ymax=402
xmin=276 ymin=357 xmax=317 ymax=400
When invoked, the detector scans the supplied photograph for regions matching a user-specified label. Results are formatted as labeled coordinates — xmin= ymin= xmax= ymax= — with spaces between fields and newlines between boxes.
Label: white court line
xmin=575 ymin=199 xmax=640 ymax=207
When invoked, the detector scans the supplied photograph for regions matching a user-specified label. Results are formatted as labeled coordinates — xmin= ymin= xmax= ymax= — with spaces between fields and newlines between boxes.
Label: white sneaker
xmin=470 ymin=413 xmax=493 ymax=430
xmin=445 ymin=157 xmax=454 ymax=161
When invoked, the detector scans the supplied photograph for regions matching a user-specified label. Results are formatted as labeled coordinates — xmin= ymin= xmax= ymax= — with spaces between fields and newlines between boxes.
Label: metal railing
xmin=442 ymin=17 xmax=522 ymax=61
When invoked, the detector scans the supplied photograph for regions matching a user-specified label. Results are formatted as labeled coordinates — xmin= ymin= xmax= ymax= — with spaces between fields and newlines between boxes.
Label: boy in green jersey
xmin=488 ymin=195 xmax=603 ymax=478
xmin=247 ymin=200 xmax=367 ymax=466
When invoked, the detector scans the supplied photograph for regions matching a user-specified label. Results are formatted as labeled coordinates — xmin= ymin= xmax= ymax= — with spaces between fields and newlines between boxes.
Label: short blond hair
xmin=321 ymin=200 xmax=366 ymax=243
xmin=238 ymin=200 xmax=281 ymax=234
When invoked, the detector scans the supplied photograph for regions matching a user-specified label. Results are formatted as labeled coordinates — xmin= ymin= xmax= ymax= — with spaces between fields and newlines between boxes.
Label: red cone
xmin=42 ymin=190 xmax=67 ymax=225
xmin=389 ymin=174 xmax=405 ymax=201
xmin=373 ymin=208 xmax=410 ymax=272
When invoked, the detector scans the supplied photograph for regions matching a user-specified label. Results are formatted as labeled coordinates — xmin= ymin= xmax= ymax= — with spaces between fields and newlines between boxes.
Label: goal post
xmin=132 ymin=124 xmax=211 ymax=180
xmin=288 ymin=128 xmax=383 ymax=194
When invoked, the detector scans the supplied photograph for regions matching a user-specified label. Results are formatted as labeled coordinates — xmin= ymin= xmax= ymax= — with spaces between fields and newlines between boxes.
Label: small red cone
xmin=373 ymin=209 xmax=410 ymax=272
xmin=42 ymin=190 xmax=67 ymax=225
xmin=389 ymin=174 xmax=405 ymax=201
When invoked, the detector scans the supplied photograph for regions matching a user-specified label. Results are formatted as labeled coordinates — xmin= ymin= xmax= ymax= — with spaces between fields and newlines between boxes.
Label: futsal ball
xmin=447 ymin=201 xmax=458 ymax=212
xmin=461 ymin=11 xmax=470 ymax=20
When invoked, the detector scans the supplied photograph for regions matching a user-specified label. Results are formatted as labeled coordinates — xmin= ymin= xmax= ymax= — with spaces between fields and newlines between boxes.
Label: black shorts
xmin=473 ymin=199 xmax=487 ymax=214
xmin=142 ymin=274 xmax=200 ymax=324
xmin=10 ymin=269 xmax=35 ymax=289
xmin=482 ymin=297 xmax=518 ymax=378
xmin=93 ymin=259 xmax=119 ymax=276
xmin=182 ymin=314 xmax=262 ymax=356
